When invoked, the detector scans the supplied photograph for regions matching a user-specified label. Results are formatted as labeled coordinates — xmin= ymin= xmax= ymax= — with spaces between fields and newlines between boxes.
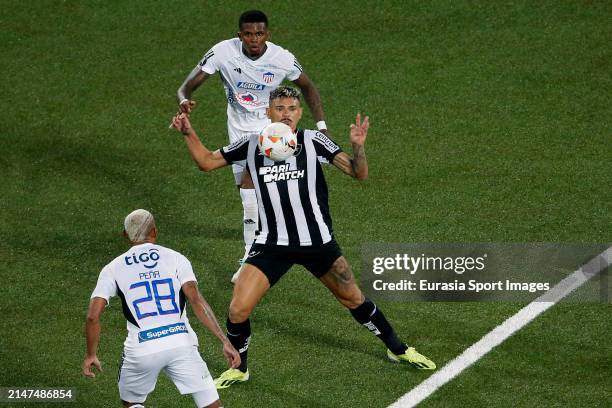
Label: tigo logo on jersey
xmin=138 ymin=322 xmax=187 ymax=343
xmin=259 ymin=164 xmax=305 ymax=183
xmin=263 ymin=71 xmax=274 ymax=83
xmin=237 ymin=81 xmax=265 ymax=91
xmin=124 ymin=248 xmax=160 ymax=269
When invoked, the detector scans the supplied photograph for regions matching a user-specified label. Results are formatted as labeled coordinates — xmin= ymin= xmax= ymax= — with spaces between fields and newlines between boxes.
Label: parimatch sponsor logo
xmin=259 ymin=163 xmax=304 ymax=183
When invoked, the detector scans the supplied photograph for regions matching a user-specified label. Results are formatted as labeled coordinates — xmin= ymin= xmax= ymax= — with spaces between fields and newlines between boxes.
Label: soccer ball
xmin=258 ymin=122 xmax=297 ymax=161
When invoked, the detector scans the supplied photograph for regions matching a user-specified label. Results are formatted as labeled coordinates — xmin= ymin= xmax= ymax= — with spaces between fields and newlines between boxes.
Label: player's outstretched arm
xmin=332 ymin=113 xmax=369 ymax=180
xmin=293 ymin=72 xmax=328 ymax=133
xmin=171 ymin=113 xmax=229 ymax=172
xmin=82 ymin=297 xmax=106 ymax=378
xmin=182 ymin=281 xmax=241 ymax=369
xmin=176 ymin=67 xmax=210 ymax=113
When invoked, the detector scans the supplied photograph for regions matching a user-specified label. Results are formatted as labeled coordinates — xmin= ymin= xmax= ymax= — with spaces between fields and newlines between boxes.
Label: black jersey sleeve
xmin=220 ymin=136 xmax=250 ymax=163
xmin=312 ymin=131 xmax=343 ymax=162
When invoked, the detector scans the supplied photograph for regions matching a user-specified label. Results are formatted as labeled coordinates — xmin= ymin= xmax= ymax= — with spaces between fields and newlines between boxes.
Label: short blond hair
xmin=124 ymin=209 xmax=155 ymax=242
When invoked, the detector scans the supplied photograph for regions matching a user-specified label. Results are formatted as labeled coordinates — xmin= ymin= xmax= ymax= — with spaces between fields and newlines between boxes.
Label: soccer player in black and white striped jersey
xmin=170 ymin=86 xmax=436 ymax=388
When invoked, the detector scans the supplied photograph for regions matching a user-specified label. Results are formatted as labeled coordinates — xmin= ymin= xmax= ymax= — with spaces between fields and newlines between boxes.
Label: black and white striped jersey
xmin=221 ymin=129 xmax=343 ymax=247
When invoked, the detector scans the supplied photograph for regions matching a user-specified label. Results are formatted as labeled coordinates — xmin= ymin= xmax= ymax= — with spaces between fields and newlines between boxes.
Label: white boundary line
xmin=388 ymin=247 xmax=611 ymax=408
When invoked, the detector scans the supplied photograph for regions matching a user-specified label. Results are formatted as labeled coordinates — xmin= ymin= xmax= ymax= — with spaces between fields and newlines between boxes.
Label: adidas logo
xmin=234 ymin=67 xmax=242 ymax=74
xmin=244 ymin=219 xmax=256 ymax=225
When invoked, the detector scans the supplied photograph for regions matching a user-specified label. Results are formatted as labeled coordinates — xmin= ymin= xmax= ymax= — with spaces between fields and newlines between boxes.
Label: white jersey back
xmin=198 ymin=38 xmax=302 ymax=136
xmin=91 ymin=243 xmax=199 ymax=356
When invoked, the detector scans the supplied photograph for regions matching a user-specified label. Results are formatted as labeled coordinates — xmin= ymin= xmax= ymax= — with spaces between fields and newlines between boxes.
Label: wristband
xmin=179 ymin=98 xmax=189 ymax=106
xmin=316 ymin=121 xmax=327 ymax=131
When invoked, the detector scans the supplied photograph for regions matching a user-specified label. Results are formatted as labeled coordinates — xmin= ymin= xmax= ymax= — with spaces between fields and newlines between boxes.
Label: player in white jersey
xmin=82 ymin=209 xmax=240 ymax=408
xmin=176 ymin=10 xmax=328 ymax=282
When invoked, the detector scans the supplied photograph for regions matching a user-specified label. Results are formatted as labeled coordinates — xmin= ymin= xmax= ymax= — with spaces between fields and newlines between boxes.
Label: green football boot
xmin=214 ymin=368 xmax=250 ymax=389
xmin=387 ymin=347 xmax=436 ymax=370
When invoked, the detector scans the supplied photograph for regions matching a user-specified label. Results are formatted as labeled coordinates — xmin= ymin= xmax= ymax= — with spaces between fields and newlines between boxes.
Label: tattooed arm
xmin=332 ymin=113 xmax=369 ymax=180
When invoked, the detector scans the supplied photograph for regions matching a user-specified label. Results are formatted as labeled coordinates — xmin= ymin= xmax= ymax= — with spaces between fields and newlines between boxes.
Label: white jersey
xmin=91 ymin=243 xmax=199 ymax=356
xmin=198 ymin=38 xmax=303 ymax=139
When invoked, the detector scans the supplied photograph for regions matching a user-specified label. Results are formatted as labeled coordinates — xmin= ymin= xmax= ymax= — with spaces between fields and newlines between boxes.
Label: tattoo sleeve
xmin=351 ymin=143 xmax=367 ymax=178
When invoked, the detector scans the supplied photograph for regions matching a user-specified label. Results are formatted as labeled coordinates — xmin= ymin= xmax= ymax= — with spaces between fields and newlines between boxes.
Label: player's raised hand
xmin=179 ymin=99 xmax=196 ymax=113
xmin=350 ymin=113 xmax=369 ymax=146
xmin=222 ymin=340 xmax=241 ymax=369
xmin=82 ymin=355 xmax=102 ymax=378
xmin=170 ymin=112 xmax=193 ymax=135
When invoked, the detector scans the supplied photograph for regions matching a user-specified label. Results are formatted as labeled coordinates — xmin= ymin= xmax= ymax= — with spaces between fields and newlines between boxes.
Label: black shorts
xmin=244 ymin=239 xmax=343 ymax=286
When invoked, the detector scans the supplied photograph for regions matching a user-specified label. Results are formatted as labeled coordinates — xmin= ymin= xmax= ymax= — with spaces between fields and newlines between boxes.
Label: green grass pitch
xmin=0 ymin=1 xmax=610 ymax=407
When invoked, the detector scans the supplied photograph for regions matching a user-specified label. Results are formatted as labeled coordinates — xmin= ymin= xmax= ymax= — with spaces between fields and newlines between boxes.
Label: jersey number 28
xmin=130 ymin=278 xmax=179 ymax=320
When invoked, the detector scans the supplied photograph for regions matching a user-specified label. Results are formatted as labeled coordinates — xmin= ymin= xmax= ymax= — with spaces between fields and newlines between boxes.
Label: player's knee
xmin=228 ymin=300 xmax=252 ymax=323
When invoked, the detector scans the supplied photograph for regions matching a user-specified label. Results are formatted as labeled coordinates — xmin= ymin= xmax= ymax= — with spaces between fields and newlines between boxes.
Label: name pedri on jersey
xmin=91 ymin=243 xmax=199 ymax=356
xmin=198 ymin=38 xmax=302 ymax=134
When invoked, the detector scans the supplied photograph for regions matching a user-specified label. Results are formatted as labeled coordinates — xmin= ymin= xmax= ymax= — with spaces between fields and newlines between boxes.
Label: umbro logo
xmin=234 ymin=67 xmax=242 ymax=74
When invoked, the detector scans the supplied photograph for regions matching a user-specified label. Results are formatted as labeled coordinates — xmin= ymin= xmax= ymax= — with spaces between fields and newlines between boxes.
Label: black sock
xmin=226 ymin=318 xmax=251 ymax=372
xmin=349 ymin=299 xmax=407 ymax=355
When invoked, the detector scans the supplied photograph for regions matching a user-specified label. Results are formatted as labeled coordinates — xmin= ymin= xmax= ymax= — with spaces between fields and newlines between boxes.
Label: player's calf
xmin=349 ymin=298 xmax=408 ymax=356
xmin=320 ymin=257 xmax=363 ymax=309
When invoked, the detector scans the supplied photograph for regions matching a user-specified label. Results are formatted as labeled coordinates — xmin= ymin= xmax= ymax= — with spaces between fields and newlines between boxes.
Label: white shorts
xmin=227 ymin=118 xmax=270 ymax=185
xmin=118 ymin=346 xmax=218 ymax=405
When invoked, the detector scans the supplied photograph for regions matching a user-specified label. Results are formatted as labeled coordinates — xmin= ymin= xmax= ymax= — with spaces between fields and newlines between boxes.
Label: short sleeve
xmin=287 ymin=57 xmax=302 ymax=81
xmin=91 ymin=264 xmax=117 ymax=302
xmin=283 ymin=50 xmax=303 ymax=81
xmin=198 ymin=43 xmax=222 ymax=75
xmin=220 ymin=136 xmax=250 ymax=164
xmin=312 ymin=131 xmax=342 ymax=163
xmin=176 ymin=253 xmax=197 ymax=286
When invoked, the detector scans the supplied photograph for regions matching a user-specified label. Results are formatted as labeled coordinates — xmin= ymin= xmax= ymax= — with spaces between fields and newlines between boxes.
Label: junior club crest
xmin=263 ymin=71 xmax=274 ymax=83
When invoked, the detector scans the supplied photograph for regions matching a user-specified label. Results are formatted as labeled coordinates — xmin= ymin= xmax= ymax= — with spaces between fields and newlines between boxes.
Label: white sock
xmin=240 ymin=188 xmax=258 ymax=258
